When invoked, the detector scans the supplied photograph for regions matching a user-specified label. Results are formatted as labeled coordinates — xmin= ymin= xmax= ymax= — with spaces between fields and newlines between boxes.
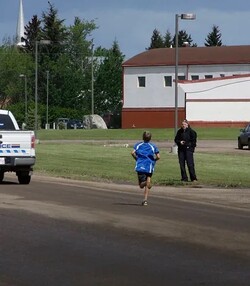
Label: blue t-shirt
xmin=133 ymin=141 xmax=159 ymax=174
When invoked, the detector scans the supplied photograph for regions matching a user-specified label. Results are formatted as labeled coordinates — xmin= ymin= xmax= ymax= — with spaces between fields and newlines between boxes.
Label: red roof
xmin=122 ymin=45 xmax=250 ymax=67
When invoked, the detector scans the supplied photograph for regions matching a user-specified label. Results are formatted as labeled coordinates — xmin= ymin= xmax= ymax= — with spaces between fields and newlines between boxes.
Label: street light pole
xmin=174 ymin=14 xmax=179 ymax=138
xmin=35 ymin=40 xmax=38 ymax=138
xmin=91 ymin=43 xmax=94 ymax=115
xmin=174 ymin=13 xmax=196 ymax=140
xmin=46 ymin=70 xmax=49 ymax=129
xmin=19 ymin=74 xmax=27 ymax=124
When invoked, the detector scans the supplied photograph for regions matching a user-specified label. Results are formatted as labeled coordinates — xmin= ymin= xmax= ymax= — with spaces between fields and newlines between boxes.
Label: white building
xmin=180 ymin=74 xmax=250 ymax=127
xmin=122 ymin=45 xmax=250 ymax=128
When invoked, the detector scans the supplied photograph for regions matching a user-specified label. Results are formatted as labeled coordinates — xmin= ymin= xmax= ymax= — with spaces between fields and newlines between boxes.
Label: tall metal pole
xmin=46 ymin=70 xmax=49 ymax=128
xmin=35 ymin=41 xmax=38 ymax=138
xmin=174 ymin=13 xmax=196 ymax=138
xmin=91 ymin=43 xmax=94 ymax=115
xmin=24 ymin=75 xmax=27 ymax=123
xmin=174 ymin=14 xmax=179 ymax=138
xmin=19 ymin=74 xmax=28 ymax=124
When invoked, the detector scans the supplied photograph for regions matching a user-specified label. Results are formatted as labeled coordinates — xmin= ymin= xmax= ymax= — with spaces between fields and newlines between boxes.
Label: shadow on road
xmin=0 ymin=181 xmax=18 ymax=185
xmin=113 ymin=202 xmax=142 ymax=207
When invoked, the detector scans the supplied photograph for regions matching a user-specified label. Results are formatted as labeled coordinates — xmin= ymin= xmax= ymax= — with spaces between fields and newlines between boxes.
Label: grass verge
xmin=37 ymin=127 xmax=241 ymax=141
xmin=35 ymin=142 xmax=250 ymax=188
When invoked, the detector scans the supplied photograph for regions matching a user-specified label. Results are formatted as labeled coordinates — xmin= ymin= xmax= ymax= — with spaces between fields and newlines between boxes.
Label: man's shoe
xmin=142 ymin=200 xmax=148 ymax=206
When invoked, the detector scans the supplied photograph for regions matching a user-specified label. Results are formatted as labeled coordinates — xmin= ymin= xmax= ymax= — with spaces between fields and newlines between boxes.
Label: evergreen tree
xmin=172 ymin=30 xmax=194 ymax=47
xmin=163 ymin=30 xmax=172 ymax=47
xmin=205 ymin=25 xmax=222 ymax=46
xmin=25 ymin=104 xmax=36 ymax=130
xmin=40 ymin=1 xmax=68 ymax=58
xmin=37 ymin=2 xmax=70 ymax=107
xmin=23 ymin=15 xmax=42 ymax=54
xmin=147 ymin=29 xmax=164 ymax=49
xmin=94 ymin=40 xmax=125 ymax=127
xmin=95 ymin=46 xmax=109 ymax=57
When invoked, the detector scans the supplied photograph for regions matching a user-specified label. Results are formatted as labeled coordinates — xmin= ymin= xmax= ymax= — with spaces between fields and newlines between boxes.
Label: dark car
xmin=67 ymin=119 xmax=83 ymax=129
xmin=238 ymin=123 xmax=250 ymax=149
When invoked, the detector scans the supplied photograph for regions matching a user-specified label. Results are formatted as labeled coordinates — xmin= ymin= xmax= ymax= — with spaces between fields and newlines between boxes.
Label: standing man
xmin=131 ymin=131 xmax=160 ymax=206
xmin=174 ymin=119 xmax=197 ymax=182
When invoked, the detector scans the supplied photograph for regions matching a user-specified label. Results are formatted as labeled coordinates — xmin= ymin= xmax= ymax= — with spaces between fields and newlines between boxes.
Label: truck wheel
xmin=238 ymin=139 xmax=243 ymax=149
xmin=18 ymin=175 xmax=31 ymax=184
xmin=248 ymin=140 xmax=250 ymax=150
xmin=0 ymin=172 xmax=4 ymax=183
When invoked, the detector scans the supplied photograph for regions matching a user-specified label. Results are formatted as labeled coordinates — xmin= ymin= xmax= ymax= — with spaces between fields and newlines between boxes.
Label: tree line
xmin=0 ymin=1 xmax=223 ymax=129
xmin=0 ymin=2 xmax=124 ymax=128
xmin=147 ymin=25 xmax=222 ymax=49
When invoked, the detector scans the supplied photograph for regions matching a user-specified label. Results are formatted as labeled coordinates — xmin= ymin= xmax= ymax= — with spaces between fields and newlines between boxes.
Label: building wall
xmin=123 ymin=64 xmax=250 ymax=107
xmin=122 ymin=108 xmax=185 ymax=128
xmin=122 ymin=63 xmax=250 ymax=128
xmin=123 ymin=66 xmax=178 ymax=108
xmin=181 ymin=77 xmax=250 ymax=127
xmin=184 ymin=64 xmax=250 ymax=79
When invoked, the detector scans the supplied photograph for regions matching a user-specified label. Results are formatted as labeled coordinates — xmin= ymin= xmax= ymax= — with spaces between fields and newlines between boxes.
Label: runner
xmin=131 ymin=131 xmax=160 ymax=206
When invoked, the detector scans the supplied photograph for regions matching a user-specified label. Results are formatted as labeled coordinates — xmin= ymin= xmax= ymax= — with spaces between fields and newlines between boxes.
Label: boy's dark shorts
xmin=137 ymin=172 xmax=152 ymax=184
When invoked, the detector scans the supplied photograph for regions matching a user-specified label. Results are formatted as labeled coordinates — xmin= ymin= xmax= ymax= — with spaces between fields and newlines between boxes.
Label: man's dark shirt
xmin=174 ymin=127 xmax=197 ymax=151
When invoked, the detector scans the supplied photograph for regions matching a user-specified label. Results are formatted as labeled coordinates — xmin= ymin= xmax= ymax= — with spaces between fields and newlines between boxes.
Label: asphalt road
xmin=0 ymin=175 xmax=250 ymax=286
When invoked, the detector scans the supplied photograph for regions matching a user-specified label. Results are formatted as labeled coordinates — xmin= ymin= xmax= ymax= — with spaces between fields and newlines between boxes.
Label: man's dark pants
xmin=178 ymin=148 xmax=197 ymax=181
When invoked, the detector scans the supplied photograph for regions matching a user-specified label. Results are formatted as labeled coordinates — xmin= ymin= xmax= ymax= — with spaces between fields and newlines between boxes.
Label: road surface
xmin=0 ymin=174 xmax=250 ymax=285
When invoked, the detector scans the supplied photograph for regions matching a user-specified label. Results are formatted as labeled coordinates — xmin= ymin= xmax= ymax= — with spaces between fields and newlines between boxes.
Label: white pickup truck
xmin=0 ymin=109 xmax=36 ymax=184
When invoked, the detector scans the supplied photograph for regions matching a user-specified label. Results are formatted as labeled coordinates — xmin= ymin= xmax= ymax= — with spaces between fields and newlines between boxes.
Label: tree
xmin=41 ymin=2 xmax=68 ymax=41
xmin=94 ymin=41 xmax=125 ymax=127
xmin=163 ymin=30 xmax=172 ymax=48
xmin=0 ymin=2 xmax=126 ymax=126
xmin=40 ymin=1 xmax=68 ymax=58
xmin=38 ymin=3 xmax=75 ymax=108
xmin=22 ymin=15 xmax=42 ymax=54
xmin=172 ymin=30 xmax=194 ymax=47
xmin=205 ymin=25 xmax=222 ymax=46
xmin=44 ymin=16 xmax=98 ymax=112
xmin=0 ymin=45 xmax=33 ymax=110
xmin=66 ymin=16 xmax=97 ymax=67
xmin=147 ymin=29 xmax=164 ymax=50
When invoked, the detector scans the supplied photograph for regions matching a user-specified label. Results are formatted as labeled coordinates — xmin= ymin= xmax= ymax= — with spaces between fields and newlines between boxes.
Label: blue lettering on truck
xmin=0 ymin=144 xmax=26 ymax=154
xmin=0 ymin=144 xmax=20 ymax=148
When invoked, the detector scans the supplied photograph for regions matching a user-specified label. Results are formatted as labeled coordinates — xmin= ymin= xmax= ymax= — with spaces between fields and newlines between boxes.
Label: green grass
xmin=37 ymin=127 xmax=241 ymax=141
xmin=35 ymin=140 xmax=250 ymax=188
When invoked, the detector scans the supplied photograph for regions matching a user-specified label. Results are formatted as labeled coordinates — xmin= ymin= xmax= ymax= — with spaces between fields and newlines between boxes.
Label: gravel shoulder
xmin=41 ymin=139 xmax=245 ymax=154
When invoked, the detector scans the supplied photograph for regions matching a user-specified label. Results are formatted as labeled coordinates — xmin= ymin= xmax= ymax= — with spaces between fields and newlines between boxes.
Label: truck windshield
xmin=0 ymin=114 xmax=16 ymax=130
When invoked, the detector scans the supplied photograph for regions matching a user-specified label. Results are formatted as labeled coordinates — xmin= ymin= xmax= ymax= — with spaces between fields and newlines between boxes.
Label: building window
xmin=191 ymin=75 xmax=199 ymax=80
xmin=138 ymin=76 xmax=146 ymax=87
xmin=178 ymin=75 xmax=186 ymax=80
xmin=164 ymin=76 xmax=172 ymax=87
xmin=205 ymin=75 xmax=213 ymax=79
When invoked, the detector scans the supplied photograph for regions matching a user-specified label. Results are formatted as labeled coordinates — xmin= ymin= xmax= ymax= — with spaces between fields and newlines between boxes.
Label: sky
xmin=1 ymin=0 xmax=250 ymax=59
